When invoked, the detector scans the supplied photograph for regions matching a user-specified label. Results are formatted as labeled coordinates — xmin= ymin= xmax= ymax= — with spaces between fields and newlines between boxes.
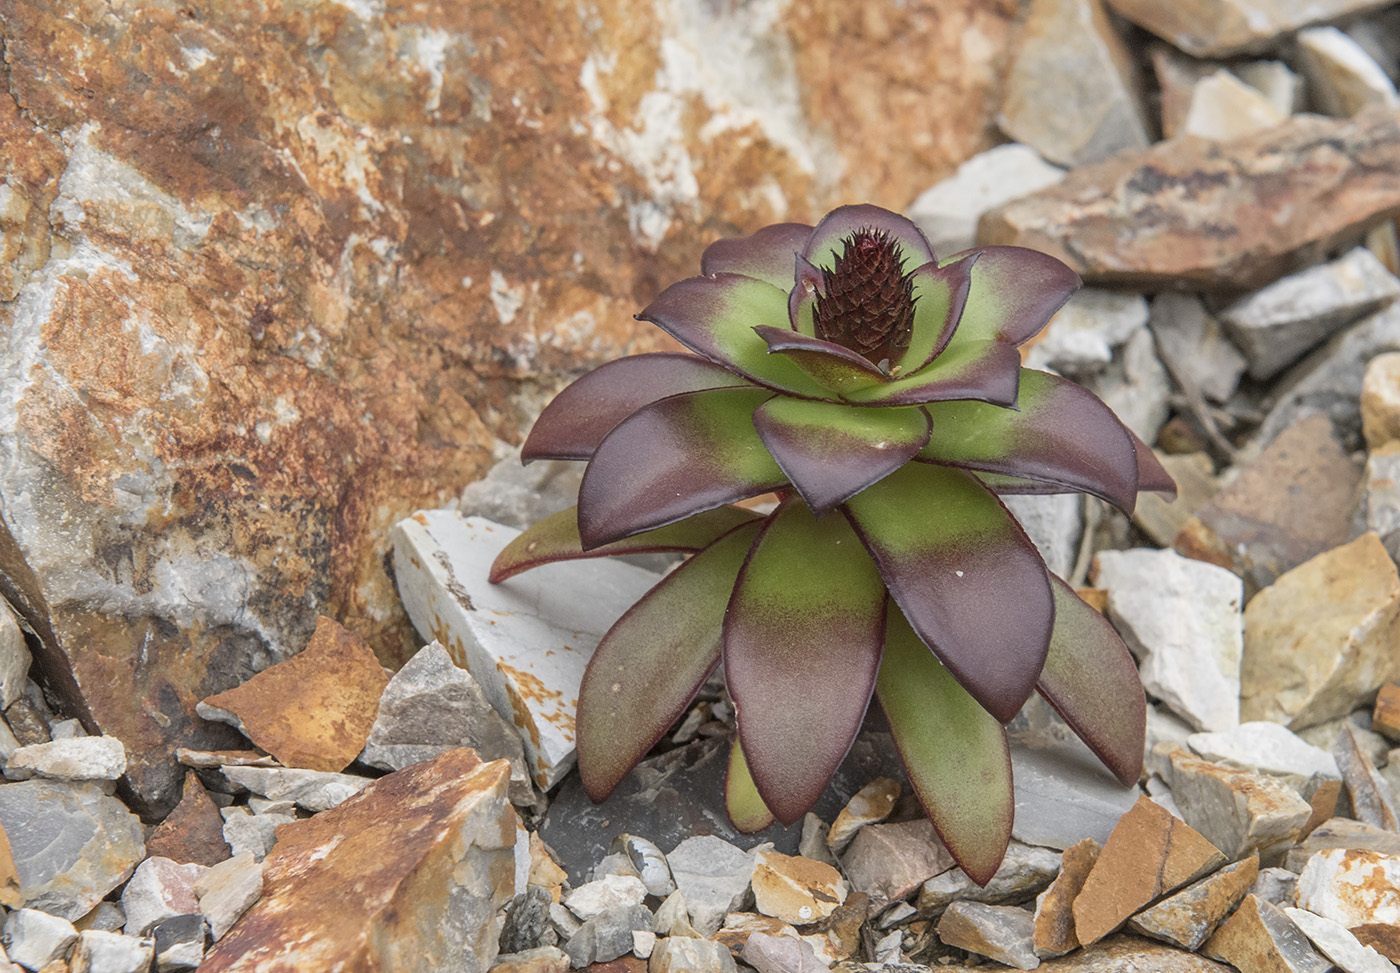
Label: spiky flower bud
xmin=812 ymin=229 xmax=917 ymax=368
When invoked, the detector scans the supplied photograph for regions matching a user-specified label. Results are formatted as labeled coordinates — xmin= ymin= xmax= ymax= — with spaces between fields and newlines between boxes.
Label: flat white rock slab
xmin=392 ymin=511 xmax=662 ymax=790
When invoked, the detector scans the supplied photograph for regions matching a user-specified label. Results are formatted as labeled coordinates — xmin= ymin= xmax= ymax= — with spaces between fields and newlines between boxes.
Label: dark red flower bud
xmin=812 ymin=229 xmax=917 ymax=369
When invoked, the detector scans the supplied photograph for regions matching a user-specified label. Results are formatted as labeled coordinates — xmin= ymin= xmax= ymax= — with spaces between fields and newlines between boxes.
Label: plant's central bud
xmin=812 ymin=229 xmax=917 ymax=371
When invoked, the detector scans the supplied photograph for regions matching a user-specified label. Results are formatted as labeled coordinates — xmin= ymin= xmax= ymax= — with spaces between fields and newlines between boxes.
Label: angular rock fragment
xmin=1001 ymin=494 xmax=1082 ymax=580
xmin=1363 ymin=352 xmax=1400 ymax=449
xmin=650 ymin=937 xmax=737 ymax=973
xmin=220 ymin=765 xmax=372 ymax=813
xmin=1299 ymin=27 xmax=1400 ymax=118
xmin=1283 ymin=907 xmax=1398 ymax=973
xmin=1375 ymin=684 xmax=1400 ymax=742
xmin=1334 ymin=724 xmax=1400 ymax=830
xmin=562 ymin=905 xmax=653 ymax=969
xmin=1235 ymin=61 xmax=1303 ymax=116
xmin=1132 ymin=453 xmax=1218 ymax=548
xmin=1354 ymin=924 xmax=1400 ymax=965
xmin=840 ymin=818 xmax=953 ymax=908
xmin=3 ymin=735 xmax=126 ymax=782
xmin=218 ymin=805 xmax=295 ymax=862
xmin=500 ymin=886 xmax=554 ymax=954
xmin=1155 ymin=747 xmax=1313 ymax=859
xmin=1241 ymin=532 xmax=1400 ymax=729
xmin=1296 ymin=848 xmax=1400 ymax=927
xmin=918 ymin=841 xmax=1061 ymax=917
xmin=1010 ymin=731 xmax=1141 ymax=850
xmin=826 ymin=777 xmax=899 ymax=854
xmin=0 ymin=606 xmax=29 ymax=711
xmin=69 ymin=929 xmax=155 ymax=973
xmin=152 ymin=914 xmax=210 ymax=972
xmin=145 ymin=771 xmax=232 ymax=867
xmin=996 ymin=933 xmax=1237 ymax=970
xmin=200 ymin=749 xmax=516 ymax=972
xmin=1148 ymin=293 xmax=1246 ymax=404
xmin=666 ymin=835 xmax=759 ymax=938
xmin=750 ymin=850 xmax=846 ymax=925
xmin=3 ymin=908 xmax=78 ymax=971
xmin=1252 ymin=867 xmax=1300 ymax=906
xmin=937 ymin=901 xmax=1039 ymax=970
xmin=1202 ymin=894 xmax=1332 ymax=972
xmin=1033 ymin=838 xmax=1099 ymax=958
xmin=564 ymin=875 xmax=647 ymax=923
xmin=1181 ymin=70 xmax=1287 ymax=141
xmin=393 ymin=512 xmax=661 ymax=790
xmin=907 ymin=144 xmax=1065 ymax=257
xmin=120 ymin=856 xmax=206 ymax=936
xmin=1103 ymin=0 xmax=1396 ymax=57
xmin=740 ymin=931 xmax=825 ymax=973
xmin=1084 ymin=326 xmax=1172 ymax=442
xmin=1186 ymin=722 xmax=1340 ymax=783
xmin=1126 ymin=854 xmax=1258 ymax=950
xmin=1025 ymin=288 xmax=1149 ymax=378
xmin=1286 ymin=817 xmax=1400 ymax=873
xmin=194 ymin=852 xmax=264 ymax=942
xmin=611 ymin=834 xmax=674 ymax=898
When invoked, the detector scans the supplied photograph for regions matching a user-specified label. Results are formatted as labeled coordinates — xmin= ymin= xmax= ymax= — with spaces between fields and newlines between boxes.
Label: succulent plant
xmin=490 ymin=204 xmax=1175 ymax=882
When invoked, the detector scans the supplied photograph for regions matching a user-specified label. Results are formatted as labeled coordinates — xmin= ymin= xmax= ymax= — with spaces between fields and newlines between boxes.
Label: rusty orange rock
xmin=145 ymin=771 xmax=233 ymax=868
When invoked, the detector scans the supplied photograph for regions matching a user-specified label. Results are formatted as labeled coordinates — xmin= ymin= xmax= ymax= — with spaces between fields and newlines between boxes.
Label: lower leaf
xmin=726 ymin=736 xmax=775 ymax=833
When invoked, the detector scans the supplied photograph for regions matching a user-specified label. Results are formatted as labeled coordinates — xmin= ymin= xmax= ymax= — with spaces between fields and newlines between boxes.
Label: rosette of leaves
xmin=490 ymin=204 xmax=1175 ymax=882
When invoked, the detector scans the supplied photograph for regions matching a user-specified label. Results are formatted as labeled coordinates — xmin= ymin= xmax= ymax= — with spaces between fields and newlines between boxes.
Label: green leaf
xmin=577 ymin=521 xmax=764 ymax=802
xmin=752 ymin=326 xmax=887 ymax=398
xmin=490 ymin=504 xmax=759 ymax=583
xmin=877 ymin=604 xmax=1012 ymax=886
xmin=751 ymin=397 xmax=930 ymax=515
xmin=892 ymin=254 xmax=976 ymax=376
xmin=939 ymin=245 xmax=1080 ymax=347
xmin=701 ymin=222 xmax=812 ymax=290
xmin=842 ymin=462 xmax=1054 ymax=723
xmin=725 ymin=501 xmax=887 ymax=826
xmin=802 ymin=204 xmax=936 ymax=276
xmin=725 ymin=736 xmax=775 ymax=833
xmin=840 ymin=338 xmax=1021 ymax=408
xmin=1037 ymin=575 xmax=1146 ymax=787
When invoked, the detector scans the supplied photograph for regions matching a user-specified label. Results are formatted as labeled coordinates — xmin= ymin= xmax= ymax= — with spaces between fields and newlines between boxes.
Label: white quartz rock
xmin=1298 ymin=26 xmax=1399 ymax=118
xmin=1187 ymin=722 xmax=1340 ymax=781
xmin=4 ymin=736 xmax=126 ymax=782
xmin=1283 ymin=907 xmax=1398 ymax=973
xmin=221 ymin=765 xmax=371 ymax=812
xmin=3 ymin=908 xmax=78 ymax=970
xmin=1024 ymin=288 xmax=1149 ymax=376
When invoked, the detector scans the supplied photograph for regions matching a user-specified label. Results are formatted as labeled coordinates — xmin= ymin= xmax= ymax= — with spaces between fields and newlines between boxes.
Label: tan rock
xmin=1072 ymin=795 xmax=1227 ymax=946
xmin=1362 ymin=353 xmax=1400 ymax=449
xmin=1149 ymin=45 xmax=1218 ymax=140
xmin=1182 ymin=71 xmax=1288 ymax=141
xmin=1353 ymin=923 xmax=1400 ymax=963
xmin=981 ymin=107 xmax=1400 ymax=291
xmin=490 ymin=946 xmax=570 ymax=973
xmin=0 ymin=820 xmax=19 ymax=909
xmin=200 ymin=749 xmax=516 ymax=972
xmin=839 ymin=818 xmax=954 ymax=908
xmin=1374 ymin=683 xmax=1400 ymax=741
xmin=1333 ymin=723 xmax=1400 ymax=831
xmin=803 ymin=892 xmax=868 ymax=962
xmin=1132 ymin=452 xmax=1218 ymax=548
xmin=145 ymin=771 xmax=233 ymax=867
xmin=1202 ymin=894 xmax=1331 ymax=972
xmin=826 ymin=778 xmax=898 ymax=854
xmin=937 ymin=901 xmax=1039 ymax=970
xmin=937 ymin=933 xmax=1236 ymax=971
xmin=750 ymin=850 xmax=846 ymax=926
xmin=1155 ymin=748 xmax=1312 ymax=860
xmin=1033 ymin=838 xmax=1099 ymax=958
xmin=1298 ymin=26 xmax=1400 ymax=118
xmin=1103 ymin=0 xmax=1395 ymax=57
xmin=194 ymin=852 xmax=264 ymax=942
xmin=527 ymin=833 xmax=567 ymax=895
xmin=1241 ymin=532 xmax=1400 ymax=730
xmin=1127 ymin=854 xmax=1258 ymax=951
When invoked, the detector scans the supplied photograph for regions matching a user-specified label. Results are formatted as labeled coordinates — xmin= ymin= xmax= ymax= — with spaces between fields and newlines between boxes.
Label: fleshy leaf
xmin=1036 ymin=575 xmax=1146 ymax=788
xmin=753 ymin=326 xmax=887 ymax=397
xmin=1131 ymin=431 xmax=1178 ymax=498
xmin=842 ymin=463 xmax=1054 ymax=723
xmin=726 ymin=736 xmax=776 ymax=833
xmin=752 ymin=397 xmax=931 ymax=515
xmin=919 ymin=369 xmax=1141 ymax=514
xmin=877 ymin=604 xmax=1013 ymax=886
xmin=841 ymin=338 xmax=1022 ymax=407
xmin=577 ymin=388 xmax=786 ymax=549
xmin=893 ymin=255 xmax=976 ymax=376
xmin=490 ymin=504 xmax=759 ymax=582
xmin=701 ymin=222 xmax=813 ymax=291
xmin=725 ymin=501 xmax=886 ymax=826
xmin=523 ymin=353 xmax=749 ymax=462
xmin=803 ymin=204 xmax=936 ymax=276
xmin=637 ymin=274 xmax=831 ymax=398
xmin=789 ymin=254 xmax=824 ymax=338
xmin=939 ymin=245 xmax=1080 ymax=348
xmin=577 ymin=521 xmax=763 ymax=802
xmin=970 ymin=472 xmax=1077 ymax=495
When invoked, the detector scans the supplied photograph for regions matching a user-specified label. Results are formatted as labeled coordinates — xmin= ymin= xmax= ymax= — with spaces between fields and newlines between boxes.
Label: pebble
xmin=221 ymin=765 xmax=371 ymax=813
xmin=917 ymin=841 xmax=1061 ymax=917
xmin=144 ymin=771 xmax=231 ymax=867
xmin=69 ymin=929 xmax=155 ymax=973
xmin=2 ymin=908 xmax=79 ymax=971
xmin=0 ymin=606 xmax=30 ymax=710
xmin=839 ymin=818 xmax=953 ymax=909
xmin=194 ymin=851 xmax=264 ymax=942
xmin=1297 ymin=26 xmax=1399 ymax=118
xmin=1148 ymin=293 xmax=1246 ymax=404
xmin=937 ymin=901 xmax=1039 ymax=970
xmin=653 ymin=891 xmax=700 ymax=939
xmin=648 ymin=937 xmax=737 ymax=973
xmin=1296 ymin=848 xmax=1400 ymax=927
xmin=1009 ymin=730 xmax=1142 ymax=850
xmin=1368 ymin=443 xmax=1400 ymax=566
xmin=1155 ymin=746 xmax=1313 ymax=859
xmin=1283 ymin=907 xmax=1399 ymax=973
xmin=612 ymin=834 xmax=675 ymax=898
xmin=631 ymin=930 xmax=655 ymax=959
xmin=3 ymin=736 xmax=126 ymax=782
xmin=1032 ymin=837 xmax=1098 ymax=958
xmin=1202 ymin=894 xmax=1331 ymax=973
xmin=1126 ymin=854 xmax=1259 ymax=951
xmin=1181 ymin=70 xmax=1287 ymax=141
xmin=751 ymin=849 xmax=847 ymax=925
xmin=740 ymin=930 xmax=826 ymax=973
xmin=151 ymin=914 xmax=209 ymax=972
xmin=666 ymin=835 xmax=759 ymax=937
xmin=564 ymin=874 xmax=648 ymax=923
xmin=1186 ymin=722 xmax=1340 ymax=783
xmin=119 ymin=856 xmax=206 ymax=936
xmin=1025 ymin=288 xmax=1148 ymax=377
xmin=1362 ymin=352 xmax=1400 ymax=449
xmin=562 ymin=905 xmax=654 ymax=969
xmin=218 ymin=805 xmax=295 ymax=862
xmin=1333 ymin=724 xmax=1400 ymax=831
xmin=826 ymin=778 xmax=899 ymax=855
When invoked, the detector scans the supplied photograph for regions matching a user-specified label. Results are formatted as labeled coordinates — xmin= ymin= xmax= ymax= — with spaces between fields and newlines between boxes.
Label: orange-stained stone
xmin=1352 ymin=923 xmax=1400 ymax=963
xmin=1127 ymin=854 xmax=1259 ymax=951
xmin=0 ymin=819 xmax=19 ymax=909
xmin=200 ymin=749 xmax=516 ymax=973
xmin=1033 ymin=837 xmax=1100 ymax=958
xmin=1373 ymin=683 xmax=1400 ymax=741
xmin=751 ymin=849 xmax=847 ymax=925
xmin=145 ymin=771 xmax=233 ymax=868
xmin=1072 ymin=795 xmax=1226 ymax=946
xmin=1202 ymin=894 xmax=1329 ymax=971
xmin=201 ymin=617 xmax=389 ymax=773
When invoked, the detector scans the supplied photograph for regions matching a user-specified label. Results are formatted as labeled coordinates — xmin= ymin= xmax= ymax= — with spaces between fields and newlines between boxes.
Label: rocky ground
xmin=9 ymin=0 xmax=1400 ymax=971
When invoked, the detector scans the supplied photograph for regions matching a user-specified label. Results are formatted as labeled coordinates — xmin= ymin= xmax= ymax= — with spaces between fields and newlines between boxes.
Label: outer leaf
xmin=577 ymin=388 xmax=786 ymax=549
xmin=919 ymin=369 xmax=1141 ymax=514
xmin=489 ymin=504 xmax=759 ymax=582
xmin=726 ymin=736 xmax=776 ymax=833
xmin=523 ymin=353 xmax=749 ymax=462
xmin=1131 ymin=431 xmax=1178 ymax=497
xmin=637 ymin=274 xmax=831 ymax=398
xmin=577 ymin=521 xmax=763 ymax=801
xmin=940 ymin=245 xmax=1081 ymax=348
xmin=803 ymin=204 xmax=937 ymax=276
xmin=1036 ymin=575 xmax=1146 ymax=787
xmin=725 ymin=501 xmax=887 ymax=826
xmin=893 ymin=254 xmax=977 ymax=376
xmin=841 ymin=338 xmax=1022 ymax=408
xmin=877 ymin=604 xmax=1013 ymax=886
xmin=753 ymin=326 xmax=887 ymax=397
xmin=842 ymin=463 xmax=1054 ymax=724
xmin=701 ymin=222 xmax=812 ymax=290
xmin=752 ymin=397 xmax=931 ymax=516
xmin=789 ymin=254 xmax=825 ymax=338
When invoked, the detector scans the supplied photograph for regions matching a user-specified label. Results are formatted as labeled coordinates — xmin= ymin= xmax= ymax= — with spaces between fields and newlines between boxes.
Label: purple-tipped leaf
xmin=877 ymin=604 xmax=1013 ymax=886
xmin=577 ymin=388 xmax=786 ymax=549
xmin=638 ymin=274 xmax=831 ymax=398
xmin=1130 ymin=430 xmax=1178 ymax=498
xmin=753 ymin=326 xmax=887 ymax=397
xmin=918 ymin=369 xmax=1142 ymax=514
xmin=726 ymin=736 xmax=776 ymax=833
xmin=803 ymin=204 xmax=936 ymax=276
xmin=523 ymin=353 xmax=745 ymax=462
xmin=725 ymin=501 xmax=887 ymax=826
xmin=490 ymin=504 xmax=759 ymax=582
xmin=893 ymin=255 xmax=976 ymax=376
xmin=1036 ymin=575 xmax=1146 ymax=788
xmin=939 ymin=245 xmax=1081 ymax=348
xmin=788 ymin=254 xmax=825 ymax=338
xmin=702 ymin=222 xmax=813 ymax=290
xmin=752 ymin=397 xmax=931 ymax=516
xmin=577 ymin=522 xmax=763 ymax=802
xmin=842 ymin=463 xmax=1054 ymax=723
xmin=841 ymin=338 xmax=1022 ymax=407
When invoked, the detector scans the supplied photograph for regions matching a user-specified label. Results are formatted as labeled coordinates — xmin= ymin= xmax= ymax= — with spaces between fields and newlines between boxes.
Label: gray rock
xmin=1024 ymin=288 xmax=1149 ymax=377
xmin=1333 ymin=724 xmax=1400 ymax=831
xmin=1285 ymin=817 xmax=1400 ymax=872
xmin=917 ymin=841 xmax=1062 ymax=916
xmin=3 ymin=908 xmax=79 ymax=970
xmin=80 ymin=903 xmax=126 ymax=933
xmin=1009 ymin=730 xmax=1141 ymax=850
xmin=70 ymin=929 xmax=155 ymax=973
xmin=0 ymin=780 xmax=144 ymax=920
xmin=193 ymin=851 xmax=263 ymax=941
xmin=0 ymin=604 xmax=29 ymax=710
xmin=48 ymin=719 xmax=85 ymax=741
xmin=4 ymin=736 xmax=127 ymax=782
xmin=1149 ymin=293 xmax=1246 ymax=404
xmin=0 ymin=716 xmax=19 ymax=767
xmin=611 ymin=834 xmax=675 ymax=897
xmin=219 ymin=805 xmax=295 ymax=862
xmin=1298 ymin=26 xmax=1399 ymax=118
xmin=666 ymin=835 xmax=758 ymax=937
xmin=1203 ymin=894 xmax=1332 ymax=973
xmin=841 ymin=818 xmax=954 ymax=908
xmin=458 ymin=446 xmax=582 ymax=531
xmin=220 ymin=765 xmax=371 ymax=813
xmin=653 ymin=890 xmax=700 ymax=939
xmin=500 ymin=886 xmax=554 ymax=954
xmin=1187 ymin=722 xmax=1340 ymax=783
xmin=797 ymin=814 xmax=837 ymax=868
xmin=741 ymin=931 xmax=826 ymax=973
xmin=562 ymin=904 xmax=653 ymax=969
xmin=907 ymin=144 xmax=1065 ymax=257
xmin=120 ymin=856 xmax=206 ymax=936
xmin=1361 ymin=444 xmax=1400 ymax=557
xmin=549 ymin=901 xmax=583 ymax=940
xmin=152 ymin=914 xmax=208 ymax=972
xmin=936 ymin=901 xmax=1039 ymax=970
xmin=360 ymin=641 xmax=531 ymax=804
xmin=1001 ymin=493 xmax=1082 ymax=579
xmin=564 ymin=874 xmax=647 ymax=922
xmin=1252 ymin=867 xmax=1300 ymax=905
xmin=650 ymin=937 xmax=739 ymax=973
xmin=1085 ymin=326 xmax=1172 ymax=444
xmin=1283 ymin=906 xmax=1398 ymax=973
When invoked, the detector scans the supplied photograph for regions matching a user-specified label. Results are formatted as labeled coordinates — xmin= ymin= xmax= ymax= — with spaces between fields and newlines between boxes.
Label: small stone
xmin=631 ymin=931 xmax=655 ymax=960
xmin=501 ymin=886 xmax=554 ymax=955
xmin=549 ymin=902 xmax=582 ymax=940
xmin=564 ymin=874 xmax=647 ymax=923
xmin=5 ymin=696 xmax=51 ymax=747
xmin=1182 ymin=70 xmax=1288 ymax=141
xmin=648 ymin=937 xmax=737 ymax=973
xmin=709 ymin=911 xmax=792 ymax=955
xmin=1148 ymin=293 xmax=1246 ymax=404
xmin=145 ymin=772 xmax=232 ymax=867
xmin=194 ymin=851 xmax=264 ymax=942
xmin=1363 ymin=353 xmax=1400 ymax=449
xmin=3 ymin=736 xmax=126 ymax=782
xmin=1010 ymin=731 xmax=1142 ymax=850
xmin=1000 ymin=494 xmax=1082 ymax=580
xmin=937 ymin=901 xmax=1039 ymax=970
xmin=1187 ymin=722 xmax=1340 ymax=783
xmin=221 ymin=765 xmax=371 ymax=813
xmin=1365 ymin=443 xmax=1400 ymax=560
xmin=1103 ymin=0 xmax=1396 ymax=57
xmin=1241 ymin=532 xmax=1400 ymax=729
xmin=490 ymin=946 xmax=570 ymax=973
xmin=918 ymin=841 xmax=1062 ymax=917
xmin=528 ymin=833 xmax=568 ymax=893
xmin=0 ymin=605 xmax=30 ymax=710
xmin=1375 ymin=685 xmax=1400 ymax=741
xmin=1085 ymin=326 xmax=1172 ymax=443
xmin=1127 ymin=854 xmax=1258 ymax=950
xmin=74 ymin=903 xmax=125 ymax=934
xmin=1092 ymin=548 xmax=1242 ymax=732
xmin=1149 ymin=45 xmax=1217 ymax=139
xmin=751 ymin=850 xmax=846 ymax=925
xmin=0 ymin=717 xmax=20 ymax=767
xmin=69 ymin=930 xmax=155 ymax=973
xmin=1025 ymin=288 xmax=1149 ymax=377
xmin=120 ymin=857 xmax=207 ymax=936
xmin=1354 ymin=925 xmax=1400 ymax=965
xmin=907 ymin=144 xmax=1065 ymax=257
xmin=666 ymin=835 xmax=758 ymax=938
xmin=3 ymin=909 xmax=79 ymax=971
xmin=1033 ymin=838 xmax=1099 ymax=958
xmin=997 ymin=0 xmax=1149 ymax=167
xmin=361 ymin=640 xmax=531 ymax=805
xmin=458 ymin=447 xmax=583 ymax=532
xmin=1296 ymin=849 xmax=1400 ymax=927
xmin=1156 ymin=747 xmax=1313 ymax=860
xmin=798 ymin=815 xmax=836 ymax=868
xmin=1252 ymin=867 xmax=1301 ymax=906
xmin=563 ymin=905 xmax=654 ymax=969
xmin=653 ymin=891 xmax=699 ymax=939
xmin=1283 ymin=907 xmax=1398 ymax=973
xmin=1298 ymin=27 xmax=1399 ymax=118
xmin=1203 ymin=895 xmax=1332 ymax=972
xmin=1286 ymin=818 xmax=1400 ymax=872
xmin=827 ymin=778 xmax=899 ymax=854
xmin=740 ymin=931 xmax=826 ymax=973
xmin=200 ymin=616 xmax=389 ymax=773
xmin=218 ymin=805 xmax=295 ymax=862
xmin=1334 ymin=724 xmax=1400 ymax=830
xmin=840 ymin=818 xmax=954 ymax=908
xmin=1072 ymin=795 xmax=1228 ymax=946
xmin=151 ymin=914 xmax=209 ymax=972
xmin=611 ymin=835 xmax=675 ymax=898
xmin=1235 ymin=61 xmax=1304 ymax=116
xmin=805 ymin=891 xmax=866 ymax=962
